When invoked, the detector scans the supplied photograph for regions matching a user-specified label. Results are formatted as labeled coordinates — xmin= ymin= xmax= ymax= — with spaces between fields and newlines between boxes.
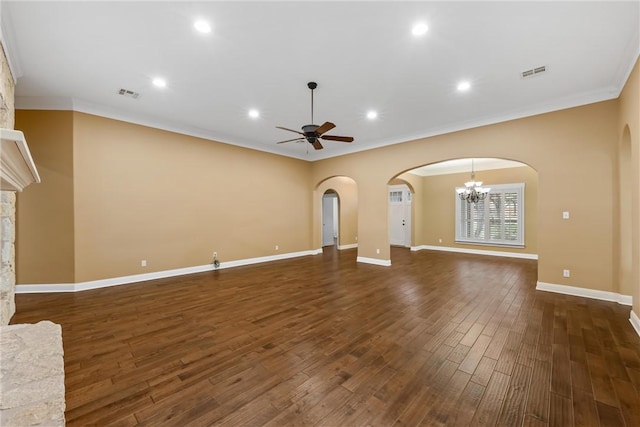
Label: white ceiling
xmin=1 ymin=1 xmax=639 ymax=162
xmin=409 ymin=158 xmax=525 ymax=176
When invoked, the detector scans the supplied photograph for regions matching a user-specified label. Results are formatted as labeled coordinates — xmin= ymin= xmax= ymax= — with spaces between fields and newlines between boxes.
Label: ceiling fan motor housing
xmin=302 ymin=124 xmax=319 ymax=136
xmin=302 ymin=124 xmax=319 ymax=143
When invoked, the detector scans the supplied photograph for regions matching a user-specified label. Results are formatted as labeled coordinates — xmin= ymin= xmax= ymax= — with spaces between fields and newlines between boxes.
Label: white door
xmin=389 ymin=185 xmax=412 ymax=247
xmin=322 ymin=194 xmax=337 ymax=246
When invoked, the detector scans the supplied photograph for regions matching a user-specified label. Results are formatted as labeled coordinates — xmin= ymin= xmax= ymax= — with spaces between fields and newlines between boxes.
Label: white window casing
xmin=455 ymin=183 xmax=525 ymax=247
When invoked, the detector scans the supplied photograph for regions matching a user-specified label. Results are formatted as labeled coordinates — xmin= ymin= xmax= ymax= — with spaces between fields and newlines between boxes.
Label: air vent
xmin=521 ymin=65 xmax=547 ymax=79
xmin=118 ymin=88 xmax=140 ymax=99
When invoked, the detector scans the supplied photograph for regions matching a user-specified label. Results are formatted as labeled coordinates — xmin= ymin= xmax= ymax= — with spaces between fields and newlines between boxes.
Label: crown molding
xmin=15 ymin=96 xmax=73 ymax=110
xmin=15 ymin=96 xmax=310 ymax=161
xmin=310 ymin=85 xmax=622 ymax=161
xmin=15 ymin=83 xmax=623 ymax=164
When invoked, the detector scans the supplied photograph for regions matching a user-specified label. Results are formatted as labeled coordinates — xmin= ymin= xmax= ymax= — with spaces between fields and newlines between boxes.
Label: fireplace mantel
xmin=1 ymin=128 xmax=40 ymax=192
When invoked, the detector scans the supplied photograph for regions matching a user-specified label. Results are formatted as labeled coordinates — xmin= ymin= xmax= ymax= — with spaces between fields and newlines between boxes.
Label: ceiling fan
xmin=276 ymin=82 xmax=354 ymax=150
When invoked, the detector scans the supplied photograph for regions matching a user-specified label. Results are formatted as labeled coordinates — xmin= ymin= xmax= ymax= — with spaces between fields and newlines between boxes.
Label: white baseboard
xmin=630 ymin=311 xmax=640 ymax=337
xmin=16 ymin=249 xmax=321 ymax=294
xmin=412 ymin=245 xmax=538 ymax=260
xmin=536 ymin=281 xmax=633 ymax=306
xmin=356 ymin=256 xmax=391 ymax=267
xmin=220 ymin=249 xmax=321 ymax=268
xmin=338 ymin=243 xmax=358 ymax=250
xmin=15 ymin=283 xmax=78 ymax=293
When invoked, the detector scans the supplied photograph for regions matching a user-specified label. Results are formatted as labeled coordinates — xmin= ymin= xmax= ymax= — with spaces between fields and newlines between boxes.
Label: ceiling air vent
xmin=521 ymin=65 xmax=546 ymax=79
xmin=118 ymin=88 xmax=140 ymax=99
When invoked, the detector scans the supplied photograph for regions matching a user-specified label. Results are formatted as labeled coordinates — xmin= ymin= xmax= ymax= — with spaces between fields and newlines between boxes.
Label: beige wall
xmin=617 ymin=56 xmax=640 ymax=313
xmin=15 ymin=111 xmax=75 ymax=283
xmin=414 ymin=166 xmax=537 ymax=254
xmin=17 ymin=111 xmax=313 ymax=283
xmin=312 ymin=100 xmax=619 ymax=294
xmin=12 ymin=59 xmax=640 ymax=306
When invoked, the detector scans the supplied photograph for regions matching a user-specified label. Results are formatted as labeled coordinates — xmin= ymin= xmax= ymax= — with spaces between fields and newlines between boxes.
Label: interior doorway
xmin=388 ymin=184 xmax=412 ymax=247
xmin=322 ymin=192 xmax=339 ymax=247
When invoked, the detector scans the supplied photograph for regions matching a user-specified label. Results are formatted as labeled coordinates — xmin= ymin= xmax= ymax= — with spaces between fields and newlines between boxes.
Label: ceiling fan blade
xmin=276 ymin=137 xmax=304 ymax=144
xmin=311 ymin=140 xmax=323 ymax=150
xmin=315 ymin=121 xmax=336 ymax=136
xmin=321 ymin=135 xmax=354 ymax=143
xmin=276 ymin=126 xmax=305 ymax=136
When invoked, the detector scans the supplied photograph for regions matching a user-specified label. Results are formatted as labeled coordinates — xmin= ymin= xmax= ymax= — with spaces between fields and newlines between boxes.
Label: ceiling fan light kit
xmin=276 ymin=82 xmax=354 ymax=150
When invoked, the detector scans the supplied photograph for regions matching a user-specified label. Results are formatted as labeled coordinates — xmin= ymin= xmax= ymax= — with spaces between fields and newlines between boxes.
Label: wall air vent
xmin=118 ymin=88 xmax=140 ymax=99
xmin=521 ymin=65 xmax=547 ymax=79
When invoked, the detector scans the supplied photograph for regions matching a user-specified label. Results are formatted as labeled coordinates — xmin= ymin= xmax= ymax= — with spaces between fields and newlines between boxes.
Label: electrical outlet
xmin=141 ymin=260 xmax=147 ymax=267
xmin=563 ymin=211 xmax=570 ymax=219
xmin=376 ymin=248 xmax=380 ymax=254
xmin=563 ymin=269 xmax=570 ymax=278
xmin=213 ymin=252 xmax=217 ymax=258
xmin=355 ymin=236 xmax=358 ymax=241
xmin=438 ymin=238 xmax=443 ymax=243
xmin=275 ymin=245 xmax=279 ymax=251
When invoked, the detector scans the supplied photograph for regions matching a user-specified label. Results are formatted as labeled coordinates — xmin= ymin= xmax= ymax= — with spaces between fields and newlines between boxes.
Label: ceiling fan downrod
xmin=308 ymin=81 xmax=317 ymax=125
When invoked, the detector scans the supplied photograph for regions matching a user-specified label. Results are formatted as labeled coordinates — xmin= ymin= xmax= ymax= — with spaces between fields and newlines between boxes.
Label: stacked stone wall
xmin=1 ymin=39 xmax=17 ymax=326
xmin=0 ymin=191 xmax=16 ymax=325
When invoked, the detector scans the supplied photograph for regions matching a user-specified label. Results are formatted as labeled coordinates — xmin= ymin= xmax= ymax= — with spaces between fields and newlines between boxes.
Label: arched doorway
xmin=313 ymin=176 xmax=358 ymax=252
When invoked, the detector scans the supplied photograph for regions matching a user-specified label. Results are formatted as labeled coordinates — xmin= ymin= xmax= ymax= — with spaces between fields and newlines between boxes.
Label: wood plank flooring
xmin=12 ymin=247 xmax=640 ymax=426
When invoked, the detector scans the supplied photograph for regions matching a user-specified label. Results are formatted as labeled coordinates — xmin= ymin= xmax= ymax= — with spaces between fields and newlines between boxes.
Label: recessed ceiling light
xmin=457 ymin=81 xmax=471 ymax=91
xmin=152 ymin=78 xmax=167 ymax=88
xmin=194 ymin=20 xmax=211 ymax=34
xmin=366 ymin=110 xmax=378 ymax=120
xmin=412 ymin=22 xmax=429 ymax=36
xmin=248 ymin=109 xmax=260 ymax=119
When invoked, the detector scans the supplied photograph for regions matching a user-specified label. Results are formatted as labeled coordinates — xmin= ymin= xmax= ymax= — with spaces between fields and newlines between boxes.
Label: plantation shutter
xmin=455 ymin=183 xmax=524 ymax=247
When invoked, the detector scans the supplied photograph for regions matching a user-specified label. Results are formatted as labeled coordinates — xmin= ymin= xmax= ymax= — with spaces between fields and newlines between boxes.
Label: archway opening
xmin=314 ymin=176 xmax=358 ymax=252
xmin=388 ymin=157 xmax=538 ymax=263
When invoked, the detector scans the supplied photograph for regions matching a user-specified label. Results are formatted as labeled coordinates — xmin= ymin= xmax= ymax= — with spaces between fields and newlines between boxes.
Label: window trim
xmin=455 ymin=183 xmax=525 ymax=248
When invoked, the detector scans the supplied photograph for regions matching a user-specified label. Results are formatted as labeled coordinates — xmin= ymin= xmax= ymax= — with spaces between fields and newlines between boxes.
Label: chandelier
xmin=456 ymin=159 xmax=490 ymax=204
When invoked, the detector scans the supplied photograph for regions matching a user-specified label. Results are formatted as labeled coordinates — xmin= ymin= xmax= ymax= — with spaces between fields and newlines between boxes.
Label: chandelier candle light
xmin=457 ymin=159 xmax=491 ymax=204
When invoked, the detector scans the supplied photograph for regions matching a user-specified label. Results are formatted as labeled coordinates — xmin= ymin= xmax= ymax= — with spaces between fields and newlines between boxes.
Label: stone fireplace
xmin=0 ymin=189 xmax=15 ymax=324
xmin=1 ymin=38 xmax=17 ymax=325
xmin=1 ymin=37 xmax=65 ymax=426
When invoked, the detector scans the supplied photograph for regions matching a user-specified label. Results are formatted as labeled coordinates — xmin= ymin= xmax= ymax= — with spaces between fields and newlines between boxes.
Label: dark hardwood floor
xmin=12 ymin=247 xmax=640 ymax=426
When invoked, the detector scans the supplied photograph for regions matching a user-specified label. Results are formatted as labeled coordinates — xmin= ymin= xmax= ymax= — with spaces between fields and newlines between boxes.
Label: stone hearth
xmin=0 ymin=321 xmax=66 ymax=426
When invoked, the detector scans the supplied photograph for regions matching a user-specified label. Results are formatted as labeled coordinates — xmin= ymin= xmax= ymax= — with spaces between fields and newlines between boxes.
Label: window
xmin=455 ymin=183 xmax=524 ymax=247
xmin=389 ymin=190 xmax=403 ymax=203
